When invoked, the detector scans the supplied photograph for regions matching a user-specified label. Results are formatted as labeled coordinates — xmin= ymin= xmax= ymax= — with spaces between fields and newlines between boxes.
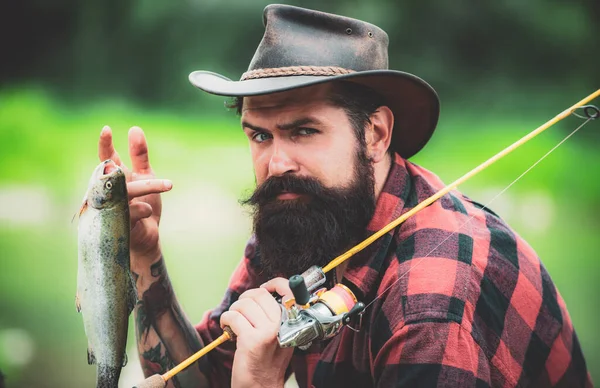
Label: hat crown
xmin=247 ymin=4 xmax=390 ymax=73
xmin=188 ymin=4 xmax=439 ymax=159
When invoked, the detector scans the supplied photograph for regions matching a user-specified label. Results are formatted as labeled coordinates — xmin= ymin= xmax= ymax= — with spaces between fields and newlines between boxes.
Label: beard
xmin=241 ymin=148 xmax=376 ymax=278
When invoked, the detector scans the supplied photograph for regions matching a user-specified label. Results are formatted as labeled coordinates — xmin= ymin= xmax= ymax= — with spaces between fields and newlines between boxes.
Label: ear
xmin=365 ymin=106 xmax=394 ymax=163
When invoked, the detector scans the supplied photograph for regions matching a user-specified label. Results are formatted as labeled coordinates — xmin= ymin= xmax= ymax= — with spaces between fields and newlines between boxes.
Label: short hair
xmin=226 ymin=81 xmax=388 ymax=151
xmin=327 ymin=82 xmax=387 ymax=151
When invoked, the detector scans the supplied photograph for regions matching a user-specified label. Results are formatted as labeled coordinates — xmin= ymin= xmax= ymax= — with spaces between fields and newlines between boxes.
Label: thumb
xmin=260 ymin=277 xmax=293 ymax=300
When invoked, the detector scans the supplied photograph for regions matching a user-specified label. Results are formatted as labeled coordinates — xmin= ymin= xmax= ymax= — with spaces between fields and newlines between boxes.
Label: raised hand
xmin=98 ymin=126 xmax=172 ymax=268
xmin=220 ymin=278 xmax=294 ymax=388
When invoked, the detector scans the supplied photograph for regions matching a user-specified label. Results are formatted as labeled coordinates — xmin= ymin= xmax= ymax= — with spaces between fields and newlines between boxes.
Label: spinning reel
xmin=277 ymin=266 xmax=365 ymax=349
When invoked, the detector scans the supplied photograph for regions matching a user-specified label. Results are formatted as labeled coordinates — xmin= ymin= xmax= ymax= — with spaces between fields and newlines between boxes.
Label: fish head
xmin=85 ymin=160 xmax=128 ymax=210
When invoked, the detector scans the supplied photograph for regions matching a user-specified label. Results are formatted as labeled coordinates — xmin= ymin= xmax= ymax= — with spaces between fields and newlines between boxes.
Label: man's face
xmin=240 ymin=83 xmax=376 ymax=278
xmin=241 ymin=83 xmax=359 ymax=191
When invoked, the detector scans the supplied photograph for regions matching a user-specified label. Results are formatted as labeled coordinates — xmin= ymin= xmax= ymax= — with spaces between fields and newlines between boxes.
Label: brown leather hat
xmin=189 ymin=4 xmax=440 ymax=159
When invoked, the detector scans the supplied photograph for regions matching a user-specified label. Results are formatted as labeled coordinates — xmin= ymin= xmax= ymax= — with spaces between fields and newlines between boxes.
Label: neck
xmin=372 ymin=152 xmax=393 ymax=202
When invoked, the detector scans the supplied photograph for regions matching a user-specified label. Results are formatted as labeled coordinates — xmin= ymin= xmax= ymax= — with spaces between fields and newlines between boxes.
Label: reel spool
xmin=278 ymin=272 xmax=364 ymax=349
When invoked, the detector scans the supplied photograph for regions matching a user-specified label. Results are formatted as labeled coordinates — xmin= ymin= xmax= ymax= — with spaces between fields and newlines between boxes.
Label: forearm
xmin=133 ymin=253 xmax=209 ymax=388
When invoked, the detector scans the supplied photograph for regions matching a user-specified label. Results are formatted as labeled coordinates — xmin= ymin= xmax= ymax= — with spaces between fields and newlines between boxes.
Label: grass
xmin=0 ymin=88 xmax=598 ymax=386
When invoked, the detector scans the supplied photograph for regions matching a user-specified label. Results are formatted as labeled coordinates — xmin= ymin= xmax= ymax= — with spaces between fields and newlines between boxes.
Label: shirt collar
xmin=343 ymin=153 xmax=412 ymax=300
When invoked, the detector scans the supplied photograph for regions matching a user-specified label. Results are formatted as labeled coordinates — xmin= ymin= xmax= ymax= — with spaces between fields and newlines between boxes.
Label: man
xmin=98 ymin=4 xmax=592 ymax=388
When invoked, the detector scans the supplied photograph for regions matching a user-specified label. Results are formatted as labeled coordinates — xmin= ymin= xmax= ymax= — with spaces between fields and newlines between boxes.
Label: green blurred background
xmin=0 ymin=1 xmax=598 ymax=386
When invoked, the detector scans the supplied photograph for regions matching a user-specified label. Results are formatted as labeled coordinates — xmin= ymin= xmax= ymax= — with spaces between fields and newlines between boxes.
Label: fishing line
xmin=359 ymin=111 xmax=597 ymax=315
xmin=133 ymin=94 xmax=599 ymax=388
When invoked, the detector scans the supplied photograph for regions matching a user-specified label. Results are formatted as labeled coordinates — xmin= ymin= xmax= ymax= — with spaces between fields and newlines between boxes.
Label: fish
xmin=76 ymin=159 xmax=136 ymax=388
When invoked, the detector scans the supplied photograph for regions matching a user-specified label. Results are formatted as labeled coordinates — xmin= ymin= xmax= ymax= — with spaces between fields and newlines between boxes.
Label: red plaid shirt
xmin=196 ymin=154 xmax=592 ymax=387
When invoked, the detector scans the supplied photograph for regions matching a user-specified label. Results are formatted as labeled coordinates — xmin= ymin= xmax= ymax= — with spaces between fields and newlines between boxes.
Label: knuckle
xmin=274 ymin=277 xmax=290 ymax=287
xmin=229 ymin=298 xmax=252 ymax=312
xmin=219 ymin=313 xmax=231 ymax=327
xmin=239 ymin=288 xmax=260 ymax=300
xmin=257 ymin=286 xmax=271 ymax=295
xmin=220 ymin=310 xmax=232 ymax=320
xmin=229 ymin=301 xmax=241 ymax=312
xmin=220 ymin=310 xmax=237 ymax=326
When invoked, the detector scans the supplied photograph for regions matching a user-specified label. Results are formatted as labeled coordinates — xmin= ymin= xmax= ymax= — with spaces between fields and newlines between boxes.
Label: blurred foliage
xmin=0 ymin=88 xmax=598 ymax=387
xmin=0 ymin=0 xmax=598 ymax=387
xmin=1 ymin=0 xmax=599 ymax=113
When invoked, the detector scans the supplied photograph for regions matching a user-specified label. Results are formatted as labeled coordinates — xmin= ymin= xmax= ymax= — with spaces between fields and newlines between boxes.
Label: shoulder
xmin=390 ymin=161 xmax=548 ymax=323
xmin=370 ymin=160 xmax=572 ymax=381
xmin=372 ymin=159 xmax=560 ymax=329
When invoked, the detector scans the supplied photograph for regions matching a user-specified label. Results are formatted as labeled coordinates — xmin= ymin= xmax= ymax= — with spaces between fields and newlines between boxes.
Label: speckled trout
xmin=76 ymin=159 xmax=136 ymax=388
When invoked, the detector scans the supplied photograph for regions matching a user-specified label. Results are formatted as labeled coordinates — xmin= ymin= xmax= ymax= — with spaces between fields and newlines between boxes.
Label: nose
xmin=268 ymin=143 xmax=299 ymax=178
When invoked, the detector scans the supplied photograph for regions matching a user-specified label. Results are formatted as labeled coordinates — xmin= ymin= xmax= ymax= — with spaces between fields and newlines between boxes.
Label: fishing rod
xmin=134 ymin=89 xmax=599 ymax=388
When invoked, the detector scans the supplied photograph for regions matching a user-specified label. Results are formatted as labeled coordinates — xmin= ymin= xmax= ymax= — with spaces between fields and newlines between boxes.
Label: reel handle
xmin=289 ymin=275 xmax=310 ymax=305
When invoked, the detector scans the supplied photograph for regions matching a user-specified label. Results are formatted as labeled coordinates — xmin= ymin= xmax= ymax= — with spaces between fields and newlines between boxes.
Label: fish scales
xmin=77 ymin=159 xmax=136 ymax=388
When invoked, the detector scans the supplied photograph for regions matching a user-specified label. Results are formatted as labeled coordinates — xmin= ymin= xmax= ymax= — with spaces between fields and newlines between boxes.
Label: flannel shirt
xmin=195 ymin=153 xmax=592 ymax=387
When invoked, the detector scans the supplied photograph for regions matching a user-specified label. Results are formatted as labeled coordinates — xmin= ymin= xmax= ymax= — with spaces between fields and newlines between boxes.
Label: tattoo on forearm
xmin=140 ymin=343 xmax=171 ymax=375
xmin=140 ymin=343 xmax=184 ymax=388
xmin=135 ymin=256 xmax=167 ymax=334
xmin=135 ymin=257 xmax=175 ymax=340
xmin=134 ymin=255 xmax=207 ymax=384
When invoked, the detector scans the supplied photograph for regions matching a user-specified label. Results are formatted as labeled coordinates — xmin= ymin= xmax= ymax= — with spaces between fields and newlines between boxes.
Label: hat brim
xmin=189 ymin=69 xmax=439 ymax=159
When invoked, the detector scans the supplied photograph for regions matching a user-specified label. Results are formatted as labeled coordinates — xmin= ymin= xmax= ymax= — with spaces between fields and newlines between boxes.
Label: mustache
xmin=242 ymin=175 xmax=330 ymax=207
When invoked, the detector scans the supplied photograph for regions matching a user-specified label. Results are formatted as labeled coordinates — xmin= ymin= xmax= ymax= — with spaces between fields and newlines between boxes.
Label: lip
xmin=95 ymin=159 xmax=122 ymax=179
xmin=277 ymin=192 xmax=302 ymax=200
xmin=103 ymin=160 xmax=118 ymax=175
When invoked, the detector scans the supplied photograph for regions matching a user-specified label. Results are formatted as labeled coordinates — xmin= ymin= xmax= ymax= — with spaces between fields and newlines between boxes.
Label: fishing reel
xmin=277 ymin=266 xmax=365 ymax=350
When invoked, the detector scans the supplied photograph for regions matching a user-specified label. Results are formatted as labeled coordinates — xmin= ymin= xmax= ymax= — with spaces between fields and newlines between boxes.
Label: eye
xmin=105 ymin=181 xmax=113 ymax=190
xmin=252 ymin=132 xmax=272 ymax=143
xmin=296 ymin=127 xmax=318 ymax=136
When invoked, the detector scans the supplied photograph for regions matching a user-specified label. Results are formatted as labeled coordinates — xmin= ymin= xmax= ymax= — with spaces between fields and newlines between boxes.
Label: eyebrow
xmin=242 ymin=117 xmax=324 ymax=132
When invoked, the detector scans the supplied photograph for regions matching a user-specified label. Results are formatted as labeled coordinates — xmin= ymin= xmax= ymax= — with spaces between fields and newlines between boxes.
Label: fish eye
xmin=105 ymin=181 xmax=113 ymax=190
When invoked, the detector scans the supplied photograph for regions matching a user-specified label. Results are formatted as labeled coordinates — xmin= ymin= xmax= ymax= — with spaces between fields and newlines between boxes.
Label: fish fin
xmin=122 ymin=352 xmax=128 ymax=367
xmin=72 ymin=199 xmax=88 ymax=223
xmin=75 ymin=293 xmax=81 ymax=313
xmin=87 ymin=347 xmax=96 ymax=365
xmin=127 ymin=273 xmax=138 ymax=315
xmin=78 ymin=200 xmax=89 ymax=217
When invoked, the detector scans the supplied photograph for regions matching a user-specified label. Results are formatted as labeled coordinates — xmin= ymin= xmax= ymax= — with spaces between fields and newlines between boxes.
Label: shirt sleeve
xmin=535 ymin=304 xmax=594 ymax=387
xmin=194 ymin=246 xmax=267 ymax=387
xmin=374 ymin=319 xmax=493 ymax=387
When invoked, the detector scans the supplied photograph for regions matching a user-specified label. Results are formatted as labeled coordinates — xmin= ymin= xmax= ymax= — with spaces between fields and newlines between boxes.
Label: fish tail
xmin=96 ymin=365 xmax=121 ymax=388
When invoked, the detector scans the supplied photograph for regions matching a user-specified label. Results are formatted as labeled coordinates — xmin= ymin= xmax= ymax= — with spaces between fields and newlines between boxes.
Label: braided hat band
xmin=241 ymin=66 xmax=355 ymax=81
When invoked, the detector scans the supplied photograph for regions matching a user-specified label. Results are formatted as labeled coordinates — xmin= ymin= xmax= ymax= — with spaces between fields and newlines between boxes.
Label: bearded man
xmin=98 ymin=4 xmax=592 ymax=388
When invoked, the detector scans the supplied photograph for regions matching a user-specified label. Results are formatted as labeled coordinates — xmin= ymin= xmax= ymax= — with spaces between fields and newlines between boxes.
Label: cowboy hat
xmin=189 ymin=4 xmax=440 ymax=158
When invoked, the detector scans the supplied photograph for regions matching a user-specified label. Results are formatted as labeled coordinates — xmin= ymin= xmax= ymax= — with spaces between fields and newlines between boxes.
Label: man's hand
xmin=220 ymin=278 xmax=294 ymax=388
xmin=98 ymin=126 xmax=172 ymax=269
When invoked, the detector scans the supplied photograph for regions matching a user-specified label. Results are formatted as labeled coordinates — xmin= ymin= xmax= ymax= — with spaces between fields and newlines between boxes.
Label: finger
xmin=220 ymin=311 xmax=253 ymax=337
xmin=129 ymin=126 xmax=152 ymax=174
xmin=238 ymin=288 xmax=282 ymax=324
xmin=130 ymin=202 xmax=152 ymax=224
xmin=127 ymin=179 xmax=172 ymax=200
xmin=261 ymin=277 xmax=293 ymax=300
xmin=98 ymin=126 xmax=124 ymax=166
xmin=229 ymin=298 xmax=275 ymax=329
